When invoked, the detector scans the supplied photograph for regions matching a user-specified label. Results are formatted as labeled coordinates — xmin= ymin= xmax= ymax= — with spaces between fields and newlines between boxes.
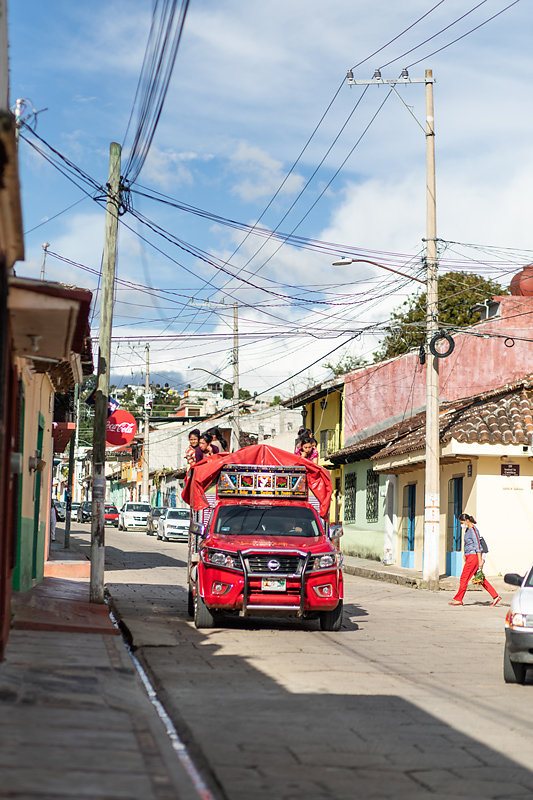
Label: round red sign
xmin=106 ymin=409 xmax=137 ymax=446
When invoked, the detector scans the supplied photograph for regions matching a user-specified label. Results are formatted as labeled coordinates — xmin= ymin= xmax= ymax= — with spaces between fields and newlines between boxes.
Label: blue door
xmin=401 ymin=484 xmax=416 ymax=568
xmin=446 ymin=477 xmax=463 ymax=576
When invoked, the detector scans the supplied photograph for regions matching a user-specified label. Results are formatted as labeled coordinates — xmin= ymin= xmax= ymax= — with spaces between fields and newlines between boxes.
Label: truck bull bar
xmin=237 ymin=549 xmax=312 ymax=618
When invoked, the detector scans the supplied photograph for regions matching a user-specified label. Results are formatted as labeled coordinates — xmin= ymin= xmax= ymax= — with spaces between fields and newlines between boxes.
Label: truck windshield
xmin=167 ymin=509 xmax=189 ymax=520
xmin=214 ymin=505 xmax=322 ymax=537
xmin=127 ymin=504 xmax=151 ymax=513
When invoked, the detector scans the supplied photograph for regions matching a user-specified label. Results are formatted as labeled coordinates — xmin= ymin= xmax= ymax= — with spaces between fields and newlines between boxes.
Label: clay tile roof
xmin=365 ymin=381 xmax=533 ymax=461
xmin=328 ymin=378 xmax=533 ymax=464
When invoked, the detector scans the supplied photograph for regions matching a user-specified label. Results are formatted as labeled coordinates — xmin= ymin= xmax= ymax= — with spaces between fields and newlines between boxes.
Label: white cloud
xmin=230 ymin=142 xmax=304 ymax=201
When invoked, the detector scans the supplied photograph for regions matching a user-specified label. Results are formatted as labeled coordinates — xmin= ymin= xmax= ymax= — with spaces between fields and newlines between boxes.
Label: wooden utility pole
xmin=142 ymin=343 xmax=150 ymax=502
xmin=91 ymin=141 xmax=121 ymax=603
xmin=232 ymin=302 xmax=240 ymax=451
xmin=422 ymin=69 xmax=440 ymax=589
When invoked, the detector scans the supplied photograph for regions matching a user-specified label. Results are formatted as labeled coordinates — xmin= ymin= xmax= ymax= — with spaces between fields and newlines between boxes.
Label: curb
xmin=342 ymin=562 xmax=422 ymax=589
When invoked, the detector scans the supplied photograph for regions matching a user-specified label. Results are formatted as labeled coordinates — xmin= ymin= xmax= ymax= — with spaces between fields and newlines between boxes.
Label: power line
xmin=122 ymin=0 xmax=190 ymax=185
xmin=405 ymin=0 xmax=522 ymax=69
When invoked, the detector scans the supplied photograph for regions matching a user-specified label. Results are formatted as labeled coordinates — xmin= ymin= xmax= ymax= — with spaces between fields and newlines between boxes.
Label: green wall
xmin=341 ymin=459 xmax=386 ymax=561
xmin=342 ymin=525 xmax=384 ymax=561
xmin=12 ymin=517 xmax=45 ymax=592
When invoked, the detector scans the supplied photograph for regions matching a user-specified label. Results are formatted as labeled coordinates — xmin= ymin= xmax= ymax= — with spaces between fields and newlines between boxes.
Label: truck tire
xmin=503 ymin=645 xmax=526 ymax=684
xmin=319 ymin=600 xmax=343 ymax=632
xmin=194 ymin=582 xmax=216 ymax=628
xmin=187 ymin=586 xmax=194 ymax=618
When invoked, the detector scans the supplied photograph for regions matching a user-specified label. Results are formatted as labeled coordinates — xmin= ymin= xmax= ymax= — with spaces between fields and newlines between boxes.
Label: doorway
xmin=401 ymin=483 xmax=416 ymax=568
xmin=446 ymin=476 xmax=463 ymax=576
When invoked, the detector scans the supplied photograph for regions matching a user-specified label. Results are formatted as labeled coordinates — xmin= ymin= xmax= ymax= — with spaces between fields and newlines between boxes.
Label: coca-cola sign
xmin=106 ymin=410 xmax=137 ymax=446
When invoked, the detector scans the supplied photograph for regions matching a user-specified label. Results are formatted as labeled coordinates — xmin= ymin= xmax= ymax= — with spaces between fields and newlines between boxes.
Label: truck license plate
xmin=261 ymin=578 xmax=286 ymax=591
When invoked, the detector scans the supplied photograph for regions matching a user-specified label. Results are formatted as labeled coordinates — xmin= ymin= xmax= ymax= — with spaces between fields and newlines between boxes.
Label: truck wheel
xmin=319 ymin=600 xmax=343 ymax=632
xmin=187 ymin=586 xmax=194 ymax=618
xmin=503 ymin=646 xmax=526 ymax=684
xmin=194 ymin=582 xmax=215 ymax=628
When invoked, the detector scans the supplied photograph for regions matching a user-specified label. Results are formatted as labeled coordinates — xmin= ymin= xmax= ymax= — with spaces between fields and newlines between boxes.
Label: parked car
xmin=76 ymin=501 xmax=92 ymax=523
xmin=71 ymin=502 xmax=81 ymax=518
xmin=157 ymin=508 xmax=189 ymax=541
xmin=55 ymin=501 xmax=66 ymax=522
xmin=146 ymin=507 xmax=167 ymax=535
xmin=104 ymin=504 xmax=119 ymax=526
xmin=503 ymin=567 xmax=533 ymax=684
xmin=118 ymin=502 xmax=152 ymax=531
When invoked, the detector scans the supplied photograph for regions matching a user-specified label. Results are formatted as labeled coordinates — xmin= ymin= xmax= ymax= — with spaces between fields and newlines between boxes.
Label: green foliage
xmin=323 ymin=354 xmax=368 ymax=376
xmin=223 ymin=383 xmax=251 ymax=401
xmin=373 ymin=272 xmax=509 ymax=362
xmin=270 ymin=395 xmax=282 ymax=405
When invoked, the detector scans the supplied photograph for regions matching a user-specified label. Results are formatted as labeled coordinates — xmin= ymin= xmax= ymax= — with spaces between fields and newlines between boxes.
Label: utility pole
xmin=142 ymin=343 xmax=150 ymax=503
xmin=189 ymin=298 xmax=241 ymax=451
xmin=91 ymin=141 xmax=121 ymax=604
xmin=347 ymin=67 xmax=440 ymax=585
xmin=422 ymin=69 xmax=440 ymax=589
xmin=64 ymin=382 xmax=79 ymax=549
xmin=232 ymin=302 xmax=240 ymax=451
xmin=40 ymin=241 xmax=50 ymax=281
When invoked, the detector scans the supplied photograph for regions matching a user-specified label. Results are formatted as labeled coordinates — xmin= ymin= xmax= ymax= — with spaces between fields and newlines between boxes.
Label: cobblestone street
xmin=69 ymin=525 xmax=533 ymax=800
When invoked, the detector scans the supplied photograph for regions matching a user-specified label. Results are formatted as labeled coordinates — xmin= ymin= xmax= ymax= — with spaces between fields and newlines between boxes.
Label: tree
xmin=373 ymin=272 xmax=509 ymax=362
xmin=323 ymin=354 xmax=368 ymax=376
xmin=223 ymin=383 xmax=251 ymax=401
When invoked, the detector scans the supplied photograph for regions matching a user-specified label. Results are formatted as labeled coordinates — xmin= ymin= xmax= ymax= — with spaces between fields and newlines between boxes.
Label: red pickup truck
xmin=182 ymin=444 xmax=343 ymax=631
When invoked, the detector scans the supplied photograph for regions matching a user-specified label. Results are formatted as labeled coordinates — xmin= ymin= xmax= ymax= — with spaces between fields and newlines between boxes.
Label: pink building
xmin=344 ymin=294 xmax=533 ymax=445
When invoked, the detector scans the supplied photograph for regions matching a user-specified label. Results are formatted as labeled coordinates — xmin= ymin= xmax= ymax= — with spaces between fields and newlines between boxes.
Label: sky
xmin=8 ymin=0 xmax=533 ymax=398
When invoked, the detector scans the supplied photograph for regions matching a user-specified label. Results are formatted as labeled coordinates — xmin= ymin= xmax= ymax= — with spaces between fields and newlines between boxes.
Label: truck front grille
xmin=245 ymin=553 xmax=304 ymax=576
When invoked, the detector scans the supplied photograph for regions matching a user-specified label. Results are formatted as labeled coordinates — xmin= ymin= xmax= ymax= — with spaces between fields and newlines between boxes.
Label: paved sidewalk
xmin=0 ymin=575 xmax=206 ymax=800
xmin=341 ymin=552 xmax=511 ymax=596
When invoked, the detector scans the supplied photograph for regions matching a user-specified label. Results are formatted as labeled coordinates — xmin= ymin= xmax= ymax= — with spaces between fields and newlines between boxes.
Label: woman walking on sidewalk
xmin=449 ymin=514 xmax=501 ymax=606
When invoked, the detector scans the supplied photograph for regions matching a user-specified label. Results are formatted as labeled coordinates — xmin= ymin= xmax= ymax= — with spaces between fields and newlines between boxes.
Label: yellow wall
xmin=395 ymin=461 xmax=476 ymax=572
xmin=393 ymin=455 xmax=533 ymax=576
xmin=304 ymin=389 xmax=344 ymax=522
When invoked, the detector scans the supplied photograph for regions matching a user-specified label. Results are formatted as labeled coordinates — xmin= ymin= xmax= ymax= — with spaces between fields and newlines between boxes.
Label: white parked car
xmin=157 ymin=508 xmax=190 ymax=541
xmin=503 ymin=566 xmax=533 ymax=684
xmin=118 ymin=502 xmax=152 ymax=531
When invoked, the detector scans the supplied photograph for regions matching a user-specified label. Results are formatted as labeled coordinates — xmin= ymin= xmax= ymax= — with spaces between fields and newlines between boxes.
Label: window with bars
xmin=366 ymin=469 xmax=379 ymax=523
xmin=344 ymin=473 xmax=357 ymax=522
xmin=319 ymin=429 xmax=339 ymax=457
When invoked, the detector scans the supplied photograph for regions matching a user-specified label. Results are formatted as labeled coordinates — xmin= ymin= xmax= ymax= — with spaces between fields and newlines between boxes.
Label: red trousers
xmin=453 ymin=554 xmax=498 ymax=602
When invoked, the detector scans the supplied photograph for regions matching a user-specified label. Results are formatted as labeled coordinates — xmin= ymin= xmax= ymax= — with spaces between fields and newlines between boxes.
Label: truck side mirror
xmin=191 ymin=521 xmax=206 ymax=538
xmin=329 ymin=524 xmax=343 ymax=539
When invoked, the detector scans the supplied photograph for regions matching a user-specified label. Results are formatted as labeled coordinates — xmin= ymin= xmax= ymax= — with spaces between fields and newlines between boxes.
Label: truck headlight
xmin=310 ymin=553 xmax=340 ymax=571
xmin=203 ymin=549 xmax=241 ymax=571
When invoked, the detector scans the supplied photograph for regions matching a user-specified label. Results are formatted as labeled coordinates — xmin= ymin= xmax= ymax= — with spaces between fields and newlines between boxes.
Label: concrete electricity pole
xmin=347 ymin=68 xmax=440 ymax=585
xmin=190 ymin=298 xmax=241 ymax=451
xmin=422 ymin=69 xmax=440 ymax=588
xmin=91 ymin=141 xmax=121 ymax=604
xmin=142 ymin=343 xmax=150 ymax=503
xmin=232 ymin=302 xmax=240 ymax=451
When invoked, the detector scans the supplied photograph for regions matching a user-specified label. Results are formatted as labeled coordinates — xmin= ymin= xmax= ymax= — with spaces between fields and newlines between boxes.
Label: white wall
xmin=475 ymin=456 xmax=533 ymax=576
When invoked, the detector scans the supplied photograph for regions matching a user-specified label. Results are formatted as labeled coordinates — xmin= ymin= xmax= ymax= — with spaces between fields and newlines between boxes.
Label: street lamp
xmin=190 ymin=367 xmax=232 ymax=385
xmin=332 ymin=257 xmax=424 ymax=285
